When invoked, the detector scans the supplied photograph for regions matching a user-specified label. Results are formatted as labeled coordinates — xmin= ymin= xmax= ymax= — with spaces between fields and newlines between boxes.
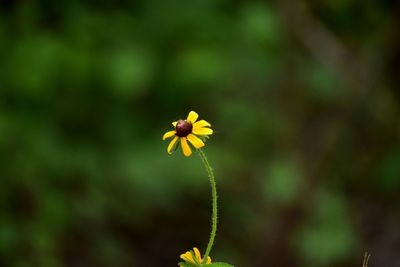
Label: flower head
xmin=179 ymin=247 xmax=212 ymax=266
xmin=162 ymin=111 xmax=213 ymax=157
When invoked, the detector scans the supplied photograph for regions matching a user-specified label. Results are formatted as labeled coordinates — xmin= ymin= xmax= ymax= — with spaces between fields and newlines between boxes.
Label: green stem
xmin=197 ymin=149 xmax=217 ymax=264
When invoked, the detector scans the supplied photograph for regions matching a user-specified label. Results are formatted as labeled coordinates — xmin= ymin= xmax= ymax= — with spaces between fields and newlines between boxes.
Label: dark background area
xmin=1 ymin=0 xmax=400 ymax=266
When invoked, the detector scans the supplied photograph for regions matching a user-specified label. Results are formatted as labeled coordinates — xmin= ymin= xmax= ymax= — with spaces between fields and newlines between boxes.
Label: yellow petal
xmin=206 ymin=256 xmax=212 ymax=263
xmin=167 ymin=136 xmax=179 ymax=154
xmin=180 ymin=252 xmax=195 ymax=263
xmin=172 ymin=121 xmax=177 ymax=127
xmin=192 ymin=127 xmax=213 ymax=136
xmin=193 ymin=247 xmax=202 ymax=263
xmin=180 ymin=137 xmax=192 ymax=157
xmin=186 ymin=111 xmax=199 ymax=123
xmin=162 ymin=130 xmax=176 ymax=140
xmin=193 ymin=120 xmax=211 ymax=129
xmin=187 ymin=134 xmax=205 ymax=149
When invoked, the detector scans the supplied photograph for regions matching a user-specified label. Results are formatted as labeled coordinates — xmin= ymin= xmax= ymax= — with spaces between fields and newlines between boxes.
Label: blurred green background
xmin=1 ymin=0 xmax=400 ymax=266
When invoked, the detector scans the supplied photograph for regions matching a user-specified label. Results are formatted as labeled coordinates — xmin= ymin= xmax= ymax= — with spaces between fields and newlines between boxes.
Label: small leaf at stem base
xmin=178 ymin=262 xmax=234 ymax=267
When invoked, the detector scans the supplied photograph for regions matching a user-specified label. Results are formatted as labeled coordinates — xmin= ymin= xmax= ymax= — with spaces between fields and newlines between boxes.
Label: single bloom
xmin=179 ymin=247 xmax=212 ymax=266
xmin=162 ymin=111 xmax=213 ymax=157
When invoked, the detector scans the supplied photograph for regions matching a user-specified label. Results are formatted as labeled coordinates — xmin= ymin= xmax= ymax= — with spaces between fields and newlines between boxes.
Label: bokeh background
xmin=1 ymin=0 xmax=400 ymax=266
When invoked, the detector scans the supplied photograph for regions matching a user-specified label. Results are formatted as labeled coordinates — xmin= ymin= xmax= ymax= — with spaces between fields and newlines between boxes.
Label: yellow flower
xmin=162 ymin=111 xmax=213 ymax=157
xmin=179 ymin=247 xmax=212 ymax=266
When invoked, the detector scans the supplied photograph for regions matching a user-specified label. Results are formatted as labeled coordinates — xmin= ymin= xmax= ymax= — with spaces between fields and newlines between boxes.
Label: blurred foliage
xmin=1 ymin=0 xmax=400 ymax=266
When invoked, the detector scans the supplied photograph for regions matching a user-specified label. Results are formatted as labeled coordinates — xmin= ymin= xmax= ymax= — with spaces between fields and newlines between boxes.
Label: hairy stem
xmin=198 ymin=149 xmax=217 ymax=264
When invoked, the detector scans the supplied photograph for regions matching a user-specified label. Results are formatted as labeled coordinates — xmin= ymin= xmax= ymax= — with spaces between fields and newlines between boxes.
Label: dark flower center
xmin=175 ymin=120 xmax=192 ymax=137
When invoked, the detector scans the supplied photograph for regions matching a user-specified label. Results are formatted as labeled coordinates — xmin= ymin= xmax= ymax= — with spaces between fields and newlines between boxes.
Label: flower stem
xmin=197 ymin=149 xmax=217 ymax=264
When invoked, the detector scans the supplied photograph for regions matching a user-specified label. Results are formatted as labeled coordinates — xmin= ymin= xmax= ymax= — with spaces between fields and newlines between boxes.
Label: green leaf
xmin=208 ymin=263 xmax=234 ymax=267
xmin=178 ymin=262 xmax=197 ymax=267
xmin=178 ymin=262 xmax=234 ymax=267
